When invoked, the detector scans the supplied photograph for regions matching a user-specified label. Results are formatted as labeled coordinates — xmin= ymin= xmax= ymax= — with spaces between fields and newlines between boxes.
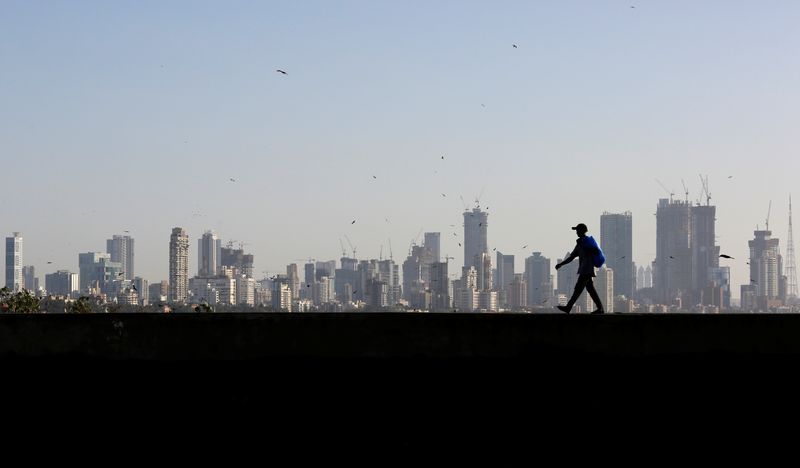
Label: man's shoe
xmin=557 ymin=305 xmax=571 ymax=314
xmin=591 ymin=309 xmax=605 ymax=314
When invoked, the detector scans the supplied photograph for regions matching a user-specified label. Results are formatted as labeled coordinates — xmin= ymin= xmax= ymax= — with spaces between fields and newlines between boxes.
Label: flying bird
xmin=441 ymin=156 xmax=444 ymax=160
xmin=351 ymin=220 xmax=356 ymax=224
xmin=306 ymin=284 xmax=311 ymax=288
xmin=522 ymin=245 xmax=528 ymax=249
xmin=229 ymin=178 xmax=236 ymax=182
xmin=372 ymin=175 xmax=377 ymax=179
xmin=47 ymin=261 xmax=53 ymax=264
xmin=728 ymin=176 xmax=733 ymax=179
xmin=513 ymin=44 xmax=518 ymax=48
xmin=458 ymin=243 xmax=461 ymax=247
xmin=481 ymin=104 xmax=486 ymax=108
xmin=619 ymin=256 xmax=626 ymax=259
xmin=124 ymin=230 xmax=130 ymax=233
xmin=541 ymin=299 xmax=548 ymax=303
xmin=493 ymin=248 xmax=496 ymax=251
xmin=276 ymin=69 xmax=288 ymax=75
xmin=131 ymin=284 xmax=138 ymax=292
xmin=751 ymin=279 xmax=757 ymax=284
xmin=441 ymin=193 xmax=446 ymax=197
xmin=719 ymin=254 xmax=734 ymax=259
xmin=669 ymin=256 xmax=676 ymax=259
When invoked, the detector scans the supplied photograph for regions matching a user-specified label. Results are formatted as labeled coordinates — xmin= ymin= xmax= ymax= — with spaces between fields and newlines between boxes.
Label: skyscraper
xmin=525 ymin=252 xmax=552 ymax=306
xmin=197 ymin=231 xmax=221 ymax=277
xmin=78 ymin=252 xmax=122 ymax=294
xmin=423 ymin=232 xmax=441 ymax=262
xmin=430 ymin=260 xmax=450 ymax=311
xmin=463 ymin=207 xmax=489 ymax=270
xmin=22 ymin=265 xmax=38 ymax=292
xmin=133 ymin=277 xmax=149 ymax=306
xmin=509 ymin=274 xmax=527 ymax=310
xmin=45 ymin=270 xmax=79 ymax=297
xmin=5 ymin=232 xmax=23 ymax=292
xmin=655 ymin=199 xmax=692 ymax=305
xmin=691 ymin=205 xmax=719 ymax=301
xmin=286 ymin=263 xmax=300 ymax=299
xmin=169 ymin=227 xmax=189 ymax=303
xmin=787 ymin=195 xmax=798 ymax=302
xmin=749 ymin=229 xmax=782 ymax=303
xmin=495 ymin=252 xmax=515 ymax=307
xmin=106 ymin=235 xmax=134 ymax=280
xmin=600 ymin=212 xmax=634 ymax=298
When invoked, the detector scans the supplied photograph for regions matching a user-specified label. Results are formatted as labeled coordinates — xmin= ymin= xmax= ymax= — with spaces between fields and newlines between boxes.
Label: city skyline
xmin=3 ymin=2 xmax=800 ymax=295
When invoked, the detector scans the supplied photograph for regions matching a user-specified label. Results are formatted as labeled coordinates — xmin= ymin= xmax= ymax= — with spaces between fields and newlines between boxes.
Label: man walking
xmin=555 ymin=223 xmax=605 ymax=314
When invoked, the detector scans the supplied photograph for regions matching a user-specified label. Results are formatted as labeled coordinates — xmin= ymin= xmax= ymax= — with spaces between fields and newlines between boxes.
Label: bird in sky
xmin=719 ymin=254 xmax=734 ymax=259
xmin=458 ymin=243 xmax=461 ymax=247
xmin=124 ymin=230 xmax=130 ymax=233
xmin=441 ymin=193 xmax=446 ymax=197
xmin=481 ymin=104 xmax=486 ymax=108
xmin=47 ymin=261 xmax=53 ymax=264
xmin=441 ymin=155 xmax=444 ymax=160
xmin=351 ymin=220 xmax=356 ymax=224
xmin=522 ymin=245 xmax=528 ymax=249
xmin=229 ymin=178 xmax=236 ymax=182
xmin=276 ymin=69 xmax=288 ymax=75
xmin=513 ymin=44 xmax=518 ymax=48
xmin=728 ymin=175 xmax=733 ymax=179
xmin=131 ymin=284 xmax=138 ymax=292
xmin=619 ymin=256 xmax=626 ymax=259
xmin=669 ymin=256 xmax=676 ymax=259
xmin=372 ymin=175 xmax=377 ymax=179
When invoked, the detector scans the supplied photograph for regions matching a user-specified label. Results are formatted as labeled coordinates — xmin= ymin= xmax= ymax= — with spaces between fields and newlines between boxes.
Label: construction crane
xmin=766 ymin=200 xmax=772 ymax=232
xmin=388 ymin=238 xmax=394 ymax=261
xmin=344 ymin=235 xmax=357 ymax=258
xmin=699 ymin=174 xmax=711 ymax=206
xmin=338 ymin=238 xmax=347 ymax=257
xmin=655 ymin=179 xmax=675 ymax=202
xmin=681 ymin=179 xmax=689 ymax=203
xmin=459 ymin=195 xmax=469 ymax=211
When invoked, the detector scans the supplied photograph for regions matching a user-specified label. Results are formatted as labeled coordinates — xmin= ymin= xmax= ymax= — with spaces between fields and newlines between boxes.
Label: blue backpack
xmin=583 ymin=236 xmax=606 ymax=268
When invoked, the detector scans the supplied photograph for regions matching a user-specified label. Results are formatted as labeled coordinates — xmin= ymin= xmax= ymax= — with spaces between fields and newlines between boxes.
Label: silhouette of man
xmin=554 ymin=223 xmax=605 ymax=314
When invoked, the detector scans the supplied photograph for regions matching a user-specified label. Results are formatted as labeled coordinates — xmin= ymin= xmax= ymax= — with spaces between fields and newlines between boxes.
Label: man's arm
xmin=555 ymin=245 xmax=580 ymax=270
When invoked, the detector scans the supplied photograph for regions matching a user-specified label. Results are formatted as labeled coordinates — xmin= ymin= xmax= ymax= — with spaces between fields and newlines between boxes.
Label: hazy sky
xmin=2 ymin=1 xmax=799 ymax=295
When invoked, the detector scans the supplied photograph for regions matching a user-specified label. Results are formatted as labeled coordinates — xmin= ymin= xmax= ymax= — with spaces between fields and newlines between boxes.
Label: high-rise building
xmin=594 ymin=267 xmax=614 ymax=313
xmin=655 ymin=199 xmax=692 ymax=304
xmin=286 ymin=264 xmax=301 ymax=299
xmin=169 ymin=228 xmax=189 ymax=303
xmin=495 ymin=252 xmax=515 ymax=307
xmin=525 ymin=252 xmax=552 ymax=306
xmin=430 ymin=260 xmax=450 ymax=311
xmin=691 ymin=205 xmax=719 ymax=301
xmin=424 ymin=232 xmax=441 ymax=263
xmin=377 ymin=259 xmax=400 ymax=305
xmin=197 ymin=231 xmax=221 ymax=277
xmin=5 ymin=232 xmax=23 ymax=292
xmin=475 ymin=252 xmax=493 ymax=292
xmin=303 ymin=262 xmax=316 ymax=299
xmin=106 ymin=235 xmax=134 ymax=280
xmin=463 ymin=207 xmax=489 ymax=271
xmin=509 ymin=274 xmax=527 ymax=310
xmin=335 ymin=257 xmax=359 ymax=303
xmin=313 ymin=276 xmax=333 ymax=305
xmin=149 ymin=280 xmax=169 ymax=305
xmin=22 ymin=265 xmax=38 ymax=292
xmin=316 ymin=260 xmax=336 ymax=280
xmin=79 ymin=252 xmax=122 ymax=295
xmin=133 ymin=277 xmax=149 ymax=306
xmin=600 ymin=212 xmax=634 ymax=298
xmin=787 ymin=195 xmax=798 ymax=302
xmin=45 ymin=270 xmax=79 ymax=297
xmin=220 ymin=246 xmax=254 ymax=278
xmin=403 ymin=244 xmax=425 ymax=304
xmin=557 ymin=251 xmax=579 ymax=297
xmin=190 ymin=276 xmax=235 ymax=305
xmin=749 ymin=229 xmax=782 ymax=302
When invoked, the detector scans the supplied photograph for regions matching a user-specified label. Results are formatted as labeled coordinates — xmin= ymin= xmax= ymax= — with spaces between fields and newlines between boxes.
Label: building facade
xmin=169 ymin=227 xmax=189 ymax=303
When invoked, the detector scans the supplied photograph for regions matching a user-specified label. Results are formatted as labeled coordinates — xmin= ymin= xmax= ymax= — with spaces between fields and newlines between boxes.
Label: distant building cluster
xmin=3 ymin=190 xmax=799 ymax=313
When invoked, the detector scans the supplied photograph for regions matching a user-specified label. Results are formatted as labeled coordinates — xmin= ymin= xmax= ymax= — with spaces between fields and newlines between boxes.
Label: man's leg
xmin=565 ymin=275 xmax=589 ymax=310
xmin=585 ymin=278 xmax=604 ymax=312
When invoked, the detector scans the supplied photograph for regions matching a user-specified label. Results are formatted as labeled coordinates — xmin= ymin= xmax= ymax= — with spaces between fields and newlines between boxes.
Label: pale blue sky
xmin=2 ymin=1 xmax=799 ymax=294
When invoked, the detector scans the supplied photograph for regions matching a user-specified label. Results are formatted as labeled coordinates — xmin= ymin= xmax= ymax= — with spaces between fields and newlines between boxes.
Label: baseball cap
xmin=571 ymin=223 xmax=588 ymax=232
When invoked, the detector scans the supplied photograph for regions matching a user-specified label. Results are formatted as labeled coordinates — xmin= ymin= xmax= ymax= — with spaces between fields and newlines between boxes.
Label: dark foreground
xmin=2 ymin=312 xmax=798 ymax=451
